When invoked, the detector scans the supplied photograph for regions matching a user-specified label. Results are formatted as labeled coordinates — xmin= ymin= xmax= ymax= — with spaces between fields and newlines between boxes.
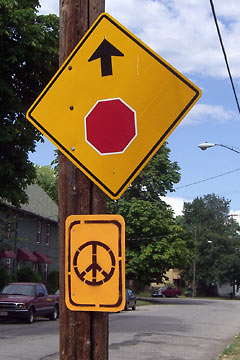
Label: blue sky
xmin=30 ymin=0 xmax=240 ymax=216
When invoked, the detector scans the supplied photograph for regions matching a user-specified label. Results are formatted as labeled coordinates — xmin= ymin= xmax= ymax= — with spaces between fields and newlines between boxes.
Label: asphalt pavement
xmin=1 ymin=298 xmax=240 ymax=360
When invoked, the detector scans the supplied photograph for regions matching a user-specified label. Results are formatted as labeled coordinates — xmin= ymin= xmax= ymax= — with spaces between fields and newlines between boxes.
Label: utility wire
xmin=210 ymin=0 xmax=240 ymax=115
xmin=175 ymin=168 xmax=240 ymax=190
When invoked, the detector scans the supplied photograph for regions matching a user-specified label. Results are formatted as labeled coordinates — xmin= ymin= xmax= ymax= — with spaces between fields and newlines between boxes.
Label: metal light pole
xmin=198 ymin=142 xmax=240 ymax=154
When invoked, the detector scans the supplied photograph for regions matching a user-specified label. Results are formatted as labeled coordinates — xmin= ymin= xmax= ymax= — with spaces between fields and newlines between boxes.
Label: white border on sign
xmin=84 ymin=97 xmax=137 ymax=155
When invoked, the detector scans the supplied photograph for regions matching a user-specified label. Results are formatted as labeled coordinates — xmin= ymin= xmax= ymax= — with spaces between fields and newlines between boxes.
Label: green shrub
xmin=165 ymin=281 xmax=174 ymax=288
xmin=0 ymin=269 xmax=12 ymax=291
xmin=46 ymin=270 xmax=59 ymax=294
xmin=16 ymin=267 xmax=42 ymax=282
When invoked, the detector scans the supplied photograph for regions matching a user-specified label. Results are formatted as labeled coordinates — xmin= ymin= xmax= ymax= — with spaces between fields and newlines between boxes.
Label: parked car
xmin=0 ymin=282 xmax=59 ymax=324
xmin=152 ymin=286 xmax=182 ymax=298
xmin=124 ymin=289 xmax=136 ymax=310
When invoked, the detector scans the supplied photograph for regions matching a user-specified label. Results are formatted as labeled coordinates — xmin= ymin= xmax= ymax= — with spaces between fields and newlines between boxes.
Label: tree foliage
xmin=121 ymin=143 xmax=181 ymax=201
xmin=108 ymin=143 xmax=193 ymax=286
xmin=183 ymin=194 xmax=230 ymax=230
xmin=34 ymin=165 xmax=58 ymax=203
xmin=0 ymin=0 xmax=59 ymax=206
xmin=180 ymin=194 xmax=240 ymax=295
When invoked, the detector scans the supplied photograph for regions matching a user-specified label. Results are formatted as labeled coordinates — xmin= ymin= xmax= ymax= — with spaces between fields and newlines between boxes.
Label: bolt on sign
xmin=65 ymin=215 xmax=125 ymax=312
xmin=26 ymin=13 xmax=201 ymax=199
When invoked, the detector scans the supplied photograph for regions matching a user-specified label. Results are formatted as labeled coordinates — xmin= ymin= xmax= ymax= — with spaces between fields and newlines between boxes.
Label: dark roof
xmin=1 ymin=184 xmax=58 ymax=222
xmin=20 ymin=184 xmax=58 ymax=222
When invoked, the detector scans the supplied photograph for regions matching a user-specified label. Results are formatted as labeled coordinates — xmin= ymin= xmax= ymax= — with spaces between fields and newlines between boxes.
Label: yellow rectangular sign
xmin=65 ymin=214 xmax=125 ymax=312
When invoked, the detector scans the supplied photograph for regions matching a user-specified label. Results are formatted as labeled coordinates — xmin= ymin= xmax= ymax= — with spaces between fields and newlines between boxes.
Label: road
xmin=1 ymin=298 xmax=240 ymax=360
xmin=0 ymin=318 xmax=59 ymax=360
xmin=109 ymin=298 xmax=240 ymax=360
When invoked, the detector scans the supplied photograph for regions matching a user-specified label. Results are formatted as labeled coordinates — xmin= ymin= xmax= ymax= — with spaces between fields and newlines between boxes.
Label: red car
xmin=152 ymin=286 xmax=182 ymax=298
xmin=0 ymin=282 xmax=59 ymax=324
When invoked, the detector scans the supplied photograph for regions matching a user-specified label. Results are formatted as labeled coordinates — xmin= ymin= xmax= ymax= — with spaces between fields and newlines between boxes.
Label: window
xmin=6 ymin=223 xmax=11 ymax=238
xmin=36 ymin=221 xmax=42 ymax=244
xmin=46 ymin=223 xmax=51 ymax=245
xmin=36 ymin=284 xmax=43 ymax=296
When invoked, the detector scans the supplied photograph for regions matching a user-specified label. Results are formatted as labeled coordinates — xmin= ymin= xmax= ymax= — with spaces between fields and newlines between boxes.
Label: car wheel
xmin=49 ymin=305 xmax=58 ymax=321
xmin=175 ymin=294 xmax=179 ymax=298
xmin=25 ymin=307 xmax=34 ymax=324
xmin=132 ymin=302 xmax=136 ymax=310
xmin=162 ymin=293 xmax=166 ymax=298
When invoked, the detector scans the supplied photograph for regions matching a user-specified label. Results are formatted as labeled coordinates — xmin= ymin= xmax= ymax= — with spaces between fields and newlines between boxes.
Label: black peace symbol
xmin=73 ymin=241 xmax=116 ymax=286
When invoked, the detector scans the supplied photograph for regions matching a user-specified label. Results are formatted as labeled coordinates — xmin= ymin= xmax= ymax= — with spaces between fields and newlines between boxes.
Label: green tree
xmin=180 ymin=194 xmax=240 ymax=296
xmin=46 ymin=270 xmax=59 ymax=294
xmin=0 ymin=269 xmax=12 ymax=290
xmin=16 ymin=267 xmax=42 ymax=282
xmin=108 ymin=143 xmax=193 ymax=287
xmin=34 ymin=165 xmax=58 ymax=203
xmin=214 ymin=217 xmax=240 ymax=297
xmin=0 ymin=0 xmax=58 ymax=206
xmin=121 ymin=143 xmax=181 ymax=201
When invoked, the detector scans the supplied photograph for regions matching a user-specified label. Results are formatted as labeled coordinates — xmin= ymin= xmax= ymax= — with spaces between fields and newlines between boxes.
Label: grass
xmin=136 ymin=290 xmax=152 ymax=297
xmin=136 ymin=299 xmax=153 ymax=306
xmin=215 ymin=335 xmax=240 ymax=360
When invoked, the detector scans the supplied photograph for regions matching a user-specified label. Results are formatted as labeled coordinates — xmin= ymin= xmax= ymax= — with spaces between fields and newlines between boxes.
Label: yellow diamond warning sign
xmin=26 ymin=13 xmax=201 ymax=199
xmin=65 ymin=215 xmax=125 ymax=312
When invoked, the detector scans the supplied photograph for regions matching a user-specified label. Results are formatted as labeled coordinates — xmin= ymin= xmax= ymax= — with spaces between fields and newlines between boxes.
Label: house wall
xmin=16 ymin=212 xmax=59 ymax=272
xmin=0 ymin=208 xmax=59 ymax=277
xmin=151 ymin=269 xmax=183 ymax=289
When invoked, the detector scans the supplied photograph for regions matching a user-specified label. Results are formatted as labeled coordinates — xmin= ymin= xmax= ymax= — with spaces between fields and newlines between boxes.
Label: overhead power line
xmin=210 ymin=0 xmax=240 ymax=115
xmin=175 ymin=168 xmax=240 ymax=190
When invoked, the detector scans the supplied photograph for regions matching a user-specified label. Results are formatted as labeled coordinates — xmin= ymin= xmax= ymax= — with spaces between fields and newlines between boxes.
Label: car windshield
xmin=1 ymin=284 xmax=35 ymax=296
xmin=154 ymin=287 xmax=165 ymax=291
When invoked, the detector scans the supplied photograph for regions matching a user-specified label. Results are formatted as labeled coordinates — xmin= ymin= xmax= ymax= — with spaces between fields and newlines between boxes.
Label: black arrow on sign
xmin=88 ymin=39 xmax=124 ymax=77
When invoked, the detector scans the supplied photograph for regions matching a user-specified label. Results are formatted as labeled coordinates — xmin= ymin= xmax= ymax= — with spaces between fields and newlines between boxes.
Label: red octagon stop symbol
xmin=85 ymin=98 xmax=137 ymax=154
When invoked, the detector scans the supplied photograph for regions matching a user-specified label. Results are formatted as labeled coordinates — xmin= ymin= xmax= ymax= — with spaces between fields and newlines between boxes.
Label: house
xmin=150 ymin=269 xmax=184 ymax=290
xmin=0 ymin=184 xmax=58 ymax=281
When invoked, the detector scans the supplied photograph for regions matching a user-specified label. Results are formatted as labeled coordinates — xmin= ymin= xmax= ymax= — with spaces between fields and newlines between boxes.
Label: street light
xmin=198 ymin=142 xmax=240 ymax=154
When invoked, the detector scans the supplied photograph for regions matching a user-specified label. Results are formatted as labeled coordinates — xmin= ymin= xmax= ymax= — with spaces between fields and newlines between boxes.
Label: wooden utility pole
xmin=58 ymin=1 xmax=107 ymax=359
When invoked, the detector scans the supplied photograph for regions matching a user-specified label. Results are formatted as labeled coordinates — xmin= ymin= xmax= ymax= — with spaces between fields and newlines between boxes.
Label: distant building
xmin=0 ymin=184 xmax=58 ymax=281
xmin=151 ymin=269 xmax=184 ymax=289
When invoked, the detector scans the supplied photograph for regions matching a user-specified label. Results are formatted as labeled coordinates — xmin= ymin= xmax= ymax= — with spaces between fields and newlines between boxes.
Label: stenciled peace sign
xmin=73 ymin=241 xmax=116 ymax=286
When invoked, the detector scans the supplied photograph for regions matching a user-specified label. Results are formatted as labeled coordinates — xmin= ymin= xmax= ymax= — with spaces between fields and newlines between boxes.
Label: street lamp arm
xmin=217 ymin=144 xmax=240 ymax=154
xmin=198 ymin=142 xmax=240 ymax=154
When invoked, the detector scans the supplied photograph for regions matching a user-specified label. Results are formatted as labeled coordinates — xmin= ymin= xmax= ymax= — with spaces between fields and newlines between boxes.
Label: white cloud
xmin=163 ymin=197 xmax=240 ymax=221
xmin=230 ymin=210 xmax=240 ymax=224
xmin=182 ymin=103 xmax=238 ymax=126
xmin=38 ymin=0 xmax=58 ymax=15
xmin=106 ymin=0 xmax=240 ymax=79
xmin=161 ymin=196 xmax=187 ymax=216
xmin=39 ymin=0 xmax=240 ymax=79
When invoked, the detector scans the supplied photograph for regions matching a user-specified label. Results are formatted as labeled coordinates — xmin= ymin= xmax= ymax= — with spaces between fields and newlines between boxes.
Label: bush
xmin=16 ymin=267 xmax=42 ymax=282
xmin=0 ymin=269 xmax=12 ymax=291
xmin=165 ymin=281 xmax=174 ymax=288
xmin=46 ymin=270 xmax=59 ymax=294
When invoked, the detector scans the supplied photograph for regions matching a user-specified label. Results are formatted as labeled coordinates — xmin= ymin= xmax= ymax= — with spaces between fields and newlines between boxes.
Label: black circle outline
xmin=73 ymin=240 xmax=115 ymax=286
